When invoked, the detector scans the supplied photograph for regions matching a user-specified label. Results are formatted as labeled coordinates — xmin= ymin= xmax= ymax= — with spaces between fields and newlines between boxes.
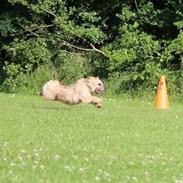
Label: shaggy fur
xmin=40 ymin=77 xmax=104 ymax=108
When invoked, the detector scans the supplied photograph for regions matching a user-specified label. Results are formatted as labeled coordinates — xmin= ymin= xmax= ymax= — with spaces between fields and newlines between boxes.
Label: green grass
xmin=0 ymin=93 xmax=183 ymax=183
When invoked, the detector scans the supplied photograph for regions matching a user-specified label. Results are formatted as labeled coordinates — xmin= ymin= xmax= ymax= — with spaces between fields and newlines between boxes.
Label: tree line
xmin=0 ymin=0 xmax=183 ymax=95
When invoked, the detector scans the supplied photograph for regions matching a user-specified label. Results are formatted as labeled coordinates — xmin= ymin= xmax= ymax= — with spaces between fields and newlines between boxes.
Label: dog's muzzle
xmin=96 ymin=87 xmax=104 ymax=93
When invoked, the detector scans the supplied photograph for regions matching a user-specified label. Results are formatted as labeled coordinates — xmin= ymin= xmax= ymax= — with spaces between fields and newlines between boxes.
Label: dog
xmin=39 ymin=76 xmax=104 ymax=108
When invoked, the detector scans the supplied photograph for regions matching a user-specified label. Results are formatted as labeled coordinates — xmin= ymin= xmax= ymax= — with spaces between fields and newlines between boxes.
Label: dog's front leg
xmin=80 ymin=95 xmax=102 ymax=108
xmin=91 ymin=96 xmax=103 ymax=108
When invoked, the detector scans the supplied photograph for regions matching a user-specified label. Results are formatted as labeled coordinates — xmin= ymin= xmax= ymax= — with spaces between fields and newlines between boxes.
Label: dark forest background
xmin=1 ymin=0 xmax=183 ymax=96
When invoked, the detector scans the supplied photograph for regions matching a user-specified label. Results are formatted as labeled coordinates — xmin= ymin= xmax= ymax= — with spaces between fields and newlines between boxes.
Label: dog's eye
xmin=98 ymin=83 xmax=101 ymax=86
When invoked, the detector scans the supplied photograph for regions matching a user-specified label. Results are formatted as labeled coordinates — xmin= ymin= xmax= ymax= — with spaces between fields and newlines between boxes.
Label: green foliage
xmin=4 ymin=38 xmax=51 ymax=66
xmin=17 ymin=64 xmax=58 ymax=94
xmin=161 ymin=32 xmax=183 ymax=67
xmin=54 ymin=52 xmax=90 ymax=84
xmin=103 ymin=6 xmax=162 ymax=90
xmin=2 ymin=63 xmax=57 ymax=94
xmin=0 ymin=14 xmax=14 ymax=37
xmin=2 ymin=63 xmax=25 ymax=92
xmin=2 ymin=37 xmax=52 ymax=92
xmin=160 ymin=31 xmax=183 ymax=96
xmin=1 ymin=0 xmax=183 ymax=96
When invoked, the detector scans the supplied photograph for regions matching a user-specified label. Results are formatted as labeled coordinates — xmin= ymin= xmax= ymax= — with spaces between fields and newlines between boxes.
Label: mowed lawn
xmin=0 ymin=93 xmax=183 ymax=183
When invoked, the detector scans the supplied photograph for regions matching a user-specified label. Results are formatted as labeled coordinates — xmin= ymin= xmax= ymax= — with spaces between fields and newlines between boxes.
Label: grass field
xmin=0 ymin=93 xmax=183 ymax=183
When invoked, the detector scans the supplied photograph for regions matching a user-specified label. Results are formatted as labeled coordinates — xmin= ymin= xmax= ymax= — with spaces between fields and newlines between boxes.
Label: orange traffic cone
xmin=154 ymin=75 xmax=170 ymax=109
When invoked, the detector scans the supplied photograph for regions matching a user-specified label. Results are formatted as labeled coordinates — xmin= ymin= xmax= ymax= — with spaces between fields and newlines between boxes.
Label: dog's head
xmin=85 ymin=76 xmax=104 ymax=93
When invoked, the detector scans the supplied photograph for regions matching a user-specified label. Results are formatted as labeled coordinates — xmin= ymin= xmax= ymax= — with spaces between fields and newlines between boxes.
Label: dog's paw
xmin=95 ymin=102 xmax=103 ymax=108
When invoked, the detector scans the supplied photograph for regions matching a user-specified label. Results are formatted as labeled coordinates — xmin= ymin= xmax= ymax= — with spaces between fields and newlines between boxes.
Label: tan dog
xmin=40 ymin=76 xmax=104 ymax=108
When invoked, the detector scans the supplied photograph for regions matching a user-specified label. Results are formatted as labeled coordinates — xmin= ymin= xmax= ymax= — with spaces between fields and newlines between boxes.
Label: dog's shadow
xmin=37 ymin=105 xmax=74 ymax=111
xmin=31 ymin=100 xmax=80 ymax=111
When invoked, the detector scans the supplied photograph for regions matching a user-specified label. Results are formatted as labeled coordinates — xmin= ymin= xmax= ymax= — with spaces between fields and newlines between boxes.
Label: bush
xmin=2 ymin=63 xmax=57 ymax=94
xmin=19 ymin=64 xmax=58 ymax=95
xmin=54 ymin=52 xmax=90 ymax=84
